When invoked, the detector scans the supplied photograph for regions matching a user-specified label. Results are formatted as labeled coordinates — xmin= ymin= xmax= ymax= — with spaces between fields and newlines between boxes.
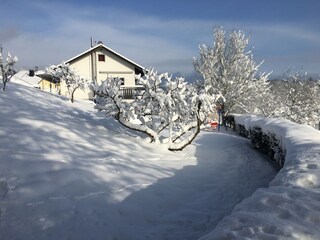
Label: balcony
xmin=120 ymin=85 xmax=144 ymax=100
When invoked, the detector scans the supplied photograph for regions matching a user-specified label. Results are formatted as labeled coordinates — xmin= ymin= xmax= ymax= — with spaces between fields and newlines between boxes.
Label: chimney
xmin=90 ymin=37 xmax=94 ymax=48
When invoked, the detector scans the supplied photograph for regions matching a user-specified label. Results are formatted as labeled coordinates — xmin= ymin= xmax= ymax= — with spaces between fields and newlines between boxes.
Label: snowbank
xmin=201 ymin=115 xmax=320 ymax=239
xmin=0 ymin=83 xmax=278 ymax=240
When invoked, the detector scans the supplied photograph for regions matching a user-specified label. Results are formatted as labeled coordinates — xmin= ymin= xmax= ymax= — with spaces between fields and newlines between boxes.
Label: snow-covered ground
xmin=201 ymin=115 xmax=320 ymax=239
xmin=0 ymin=82 xmax=278 ymax=240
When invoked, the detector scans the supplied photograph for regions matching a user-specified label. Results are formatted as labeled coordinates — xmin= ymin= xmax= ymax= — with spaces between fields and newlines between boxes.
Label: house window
xmin=98 ymin=54 xmax=105 ymax=62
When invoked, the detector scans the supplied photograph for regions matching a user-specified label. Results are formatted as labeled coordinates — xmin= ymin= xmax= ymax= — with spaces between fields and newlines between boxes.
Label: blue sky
xmin=1 ymin=0 xmax=319 ymax=77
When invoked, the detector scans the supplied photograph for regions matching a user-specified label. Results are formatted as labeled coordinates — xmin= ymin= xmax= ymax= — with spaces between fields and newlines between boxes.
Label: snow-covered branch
xmin=0 ymin=46 xmax=18 ymax=91
xmin=93 ymin=68 xmax=215 ymax=150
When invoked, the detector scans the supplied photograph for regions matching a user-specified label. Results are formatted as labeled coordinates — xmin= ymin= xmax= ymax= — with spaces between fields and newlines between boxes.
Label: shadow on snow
xmin=0 ymin=83 xmax=279 ymax=240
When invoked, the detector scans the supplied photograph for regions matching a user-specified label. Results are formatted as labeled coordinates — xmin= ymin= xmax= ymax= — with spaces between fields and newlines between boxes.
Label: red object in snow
xmin=210 ymin=121 xmax=218 ymax=130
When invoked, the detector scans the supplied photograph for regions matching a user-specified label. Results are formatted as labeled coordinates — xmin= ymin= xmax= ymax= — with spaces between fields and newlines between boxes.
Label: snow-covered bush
xmin=47 ymin=62 xmax=90 ymax=103
xmin=247 ymin=126 xmax=285 ymax=166
xmin=193 ymin=27 xmax=270 ymax=115
xmin=0 ymin=46 xmax=18 ymax=91
xmin=92 ymin=68 xmax=215 ymax=151
xmin=270 ymin=71 xmax=320 ymax=129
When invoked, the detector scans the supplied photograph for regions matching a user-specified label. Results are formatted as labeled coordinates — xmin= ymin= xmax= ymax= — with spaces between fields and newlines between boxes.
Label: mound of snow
xmin=201 ymin=115 xmax=320 ymax=240
xmin=0 ymin=82 xmax=278 ymax=240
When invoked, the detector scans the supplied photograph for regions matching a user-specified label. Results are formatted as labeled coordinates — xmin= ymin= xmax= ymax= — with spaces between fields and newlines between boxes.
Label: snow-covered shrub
xmin=270 ymin=71 xmax=320 ymax=129
xmin=92 ymin=68 xmax=215 ymax=151
xmin=0 ymin=46 xmax=18 ymax=91
xmin=47 ymin=62 xmax=90 ymax=103
xmin=91 ymin=77 xmax=161 ymax=142
xmin=233 ymin=117 xmax=286 ymax=167
xmin=235 ymin=123 xmax=249 ymax=138
xmin=193 ymin=27 xmax=271 ymax=115
xmin=224 ymin=115 xmax=235 ymax=129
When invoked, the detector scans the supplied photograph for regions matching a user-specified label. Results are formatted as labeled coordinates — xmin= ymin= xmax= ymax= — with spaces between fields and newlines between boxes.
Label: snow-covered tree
xmin=47 ymin=62 xmax=89 ymax=103
xmin=92 ymin=69 xmax=215 ymax=151
xmin=91 ymin=75 xmax=160 ymax=143
xmin=167 ymin=86 xmax=214 ymax=151
xmin=0 ymin=45 xmax=18 ymax=91
xmin=270 ymin=71 xmax=320 ymax=128
xmin=193 ymin=27 xmax=270 ymax=115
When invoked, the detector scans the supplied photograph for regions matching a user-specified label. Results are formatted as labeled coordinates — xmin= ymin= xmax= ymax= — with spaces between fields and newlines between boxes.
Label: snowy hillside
xmin=0 ymin=82 xmax=277 ymax=240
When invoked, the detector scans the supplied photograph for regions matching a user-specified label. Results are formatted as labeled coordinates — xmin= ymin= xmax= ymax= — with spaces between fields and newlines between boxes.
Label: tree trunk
xmin=168 ymin=119 xmax=201 ymax=151
xmin=1 ymin=68 xmax=6 ymax=91
xmin=168 ymin=101 xmax=203 ymax=151
xmin=70 ymin=87 xmax=78 ymax=103
xmin=172 ymin=122 xmax=197 ymax=143
xmin=168 ymin=120 xmax=173 ymax=144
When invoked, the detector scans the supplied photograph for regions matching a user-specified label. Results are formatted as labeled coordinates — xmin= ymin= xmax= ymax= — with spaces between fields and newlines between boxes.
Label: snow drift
xmin=2 ymin=79 xmax=319 ymax=239
xmin=0 ymin=82 xmax=278 ymax=239
xmin=201 ymin=115 xmax=320 ymax=239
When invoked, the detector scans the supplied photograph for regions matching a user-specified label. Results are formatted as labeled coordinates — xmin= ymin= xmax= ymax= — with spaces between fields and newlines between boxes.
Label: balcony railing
xmin=120 ymin=85 xmax=144 ymax=100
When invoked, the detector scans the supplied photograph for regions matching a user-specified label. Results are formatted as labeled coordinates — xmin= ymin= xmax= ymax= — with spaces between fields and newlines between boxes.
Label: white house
xmin=60 ymin=42 xmax=145 ymax=100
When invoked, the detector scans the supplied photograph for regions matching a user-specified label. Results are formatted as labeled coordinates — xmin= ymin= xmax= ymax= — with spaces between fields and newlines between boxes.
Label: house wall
xmin=39 ymin=79 xmax=60 ymax=94
xmin=59 ymin=80 xmax=93 ymax=100
xmin=95 ymin=48 xmax=136 ymax=86
xmin=68 ymin=54 xmax=93 ymax=82
xmin=65 ymin=46 xmax=139 ymax=100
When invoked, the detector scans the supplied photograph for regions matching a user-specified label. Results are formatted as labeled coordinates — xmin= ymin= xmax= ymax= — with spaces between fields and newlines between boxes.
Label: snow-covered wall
xmin=200 ymin=115 xmax=320 ymax=240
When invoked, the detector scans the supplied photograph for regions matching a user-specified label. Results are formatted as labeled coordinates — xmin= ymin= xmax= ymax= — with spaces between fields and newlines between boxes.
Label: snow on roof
xmin=11 ymin=70 xmax=42 ymax=87
xmin=65 ymin=43 xmax=145 ymax=71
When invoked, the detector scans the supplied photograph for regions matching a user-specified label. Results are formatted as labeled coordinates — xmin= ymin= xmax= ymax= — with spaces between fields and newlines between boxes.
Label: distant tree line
xmin=267 ymin=72 xmax=320 ymax=129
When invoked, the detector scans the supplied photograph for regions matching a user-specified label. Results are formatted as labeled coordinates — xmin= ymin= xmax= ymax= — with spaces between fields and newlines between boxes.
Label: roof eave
xmin=65 ymin=44 xmax=145 ymax=71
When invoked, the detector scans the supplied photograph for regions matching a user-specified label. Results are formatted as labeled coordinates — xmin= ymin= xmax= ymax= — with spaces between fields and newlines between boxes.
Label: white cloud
xmin=2 ymin=1 xmax=320 ymax=75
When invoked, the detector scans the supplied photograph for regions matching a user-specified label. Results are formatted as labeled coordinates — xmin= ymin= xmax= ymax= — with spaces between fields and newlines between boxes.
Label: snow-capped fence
xmin=225 ymin=115 xmax=286 ymax=167
xmin=200 ymin=115 xmax=320 ymax=239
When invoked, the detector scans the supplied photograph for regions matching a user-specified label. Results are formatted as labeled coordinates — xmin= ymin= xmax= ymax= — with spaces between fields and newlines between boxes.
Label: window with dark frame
xmin=98 ymin=54 xmax=105 ymax=62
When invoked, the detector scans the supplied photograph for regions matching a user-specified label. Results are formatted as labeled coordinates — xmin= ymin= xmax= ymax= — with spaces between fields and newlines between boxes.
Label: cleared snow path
xmin=0 ymin=82 xmax=278 ymax=240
